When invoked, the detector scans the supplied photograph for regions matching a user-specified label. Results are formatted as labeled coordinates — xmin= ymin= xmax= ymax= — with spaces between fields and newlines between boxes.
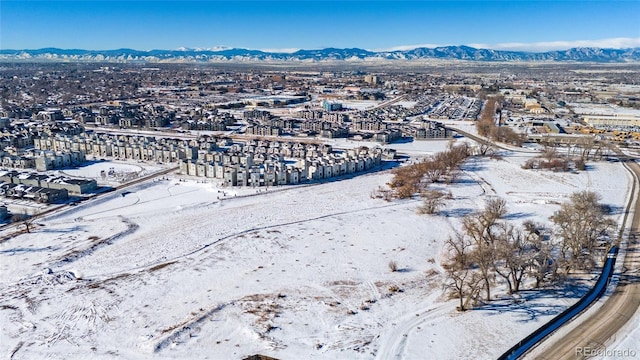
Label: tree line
xmin=443 ymin=191 xmax=613 ymax=311
xmin=477 ymin=96 xmax=525 ymax=146
xmin=376 ymin=142 xmax=470 ymax=214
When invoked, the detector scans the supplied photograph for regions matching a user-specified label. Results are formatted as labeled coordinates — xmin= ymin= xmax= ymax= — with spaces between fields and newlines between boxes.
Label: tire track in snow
xmin=367 ymin=281 xmax=381 ymax=300
xmin=54 ymin=216 xmax=139 ymax=266
xmin=375 ymin=302 xmax=452 ymax=360
xmin=147 ymin=303 xmax=227 ymax=353
xmin=77 ymin=187 xmax=200 ymax=220
xmin=89 ymin=199 xmax=420 ymax=281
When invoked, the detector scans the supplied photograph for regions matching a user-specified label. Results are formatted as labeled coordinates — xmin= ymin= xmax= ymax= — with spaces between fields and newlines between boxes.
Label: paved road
xmin=446 ymin=127 xmax=640 ymax=359
xmin=532 ymin=155 xmax=640 ymax=359
xmin=444 ymin=126 xmax=524 ymax=152
xmin=371 ymin=94 xmax=407 ymax=110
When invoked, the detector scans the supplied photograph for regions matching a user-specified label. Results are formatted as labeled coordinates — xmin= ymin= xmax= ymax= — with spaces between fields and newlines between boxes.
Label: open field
xmin=0 ymin=139 xmax=632 ymax=359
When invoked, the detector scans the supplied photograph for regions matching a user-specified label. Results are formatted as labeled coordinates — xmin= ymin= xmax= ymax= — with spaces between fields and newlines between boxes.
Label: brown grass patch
xmin=326 ymin=280 xmax=358 ymax=286
xmin=149 ymin=261 xmax=177 ymax=272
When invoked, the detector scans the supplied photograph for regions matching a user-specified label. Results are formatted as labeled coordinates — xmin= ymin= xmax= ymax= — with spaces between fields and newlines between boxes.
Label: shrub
xmin=388 ymin=260 xmax=398 ymax=272
xmin=418 ymin=190 xmax=447 ymax=215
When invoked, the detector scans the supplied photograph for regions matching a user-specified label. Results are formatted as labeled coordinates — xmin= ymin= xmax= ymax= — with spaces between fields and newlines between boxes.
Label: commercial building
xmin=584 ymin=114 xmax=640 ymax=128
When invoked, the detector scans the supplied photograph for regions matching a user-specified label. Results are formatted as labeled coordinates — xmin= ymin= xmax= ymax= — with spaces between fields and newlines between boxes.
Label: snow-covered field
xmin=340 ymin=100 xmax=381 ymax=110
xmin=395 ymin=101 xmax=418 ymax=108
xmin=0 ymin=140 xmax=632 ymax=360
xmin=61 ymin=161 xmax=164 ymax=186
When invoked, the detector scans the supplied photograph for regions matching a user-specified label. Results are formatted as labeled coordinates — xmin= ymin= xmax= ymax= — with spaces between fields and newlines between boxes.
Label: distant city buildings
xmin=0 ymin=62 xmax=638 ymax=200
xmin=364 ymin=75 xmax=380 ymax=85
xmin=322 ymin=100 xmax=343 ymax=112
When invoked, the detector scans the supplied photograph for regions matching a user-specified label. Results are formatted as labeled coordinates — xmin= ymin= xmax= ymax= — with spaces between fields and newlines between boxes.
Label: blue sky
xmin=1 ymin=1 xmax=639 ymax=51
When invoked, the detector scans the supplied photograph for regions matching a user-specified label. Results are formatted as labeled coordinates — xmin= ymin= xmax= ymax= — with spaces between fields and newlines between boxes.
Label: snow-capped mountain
xmin=1 ymin=46 xmax=639 ymax=63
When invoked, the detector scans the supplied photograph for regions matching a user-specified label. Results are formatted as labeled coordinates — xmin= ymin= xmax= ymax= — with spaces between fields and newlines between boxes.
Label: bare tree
xmin=437 ymin=143 xmax=469 ymax=184
xmin=523 ymin=221 xmax=557 ymax=288
xmin=551 ymin=191 xmax=614 ymax=271
xmin=468 ymin=239 xmax=495 ymax=302
xmin=388 ymin=163 xmax=424 ymax=198
xmin=493 ymin=224 xmax=542 ymax=294
xmin=541 ymin=145 xmax=559 ymax=162
xmin=483 ymin=197 xmax=507 ymax=223
xmin=12 ymin=211 xmax=35 ymax=233
xmin=477 ymin=97 xmax=497 ymax=137
xmin=575 ymin=136 xmax=595 ymax=161
xmin=388 ymin=144 xmax=470 ymax=199
xmin=370 ymin=186 xmax=393 ymax=201
xmin=476 ymin=143 xmax=496 ymax=157
xmin=442 ymin=142 xmax=470 ymax=171
xmin=462 ymin=197 xmax=508 ymax=301
xmin=422 ymin=159 xmax=445 ymax=183
xmin=443 ymin=234 xmax=484 ymax=311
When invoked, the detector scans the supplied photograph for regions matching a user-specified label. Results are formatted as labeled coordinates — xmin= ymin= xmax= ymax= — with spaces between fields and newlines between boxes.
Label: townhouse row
xmin=180 ymin=147 xmax=384 ymax=187
xmin=0 ymin=170 xmax=97 ymax=196
xmin=34 ymin=133 xmax=338 ymax=165
xmin=34 ymin=134 xmax=198 ymax=164
xmin=0 ymin=182 xmax=69 ymax=203
xmin=31 ymin=132 xmax=389 ymax=187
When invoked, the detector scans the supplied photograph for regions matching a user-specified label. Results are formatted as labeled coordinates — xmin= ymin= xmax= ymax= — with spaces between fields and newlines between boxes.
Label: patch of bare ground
xmin=239 ymin=293 xmax=283 ymax=329
xmin=320 ymin=275 xmax=442 ymax=316
xmin=373 ymin=272 xmax=441 ymax=299
xmin=326 ymin=280 xmax=358 ymax=286
xmin=67 ymin=272 xmax=133 ymax=292
xmin=9 ymin=341 xmax=24 ymax=359
xmin=238 ymin=293 xmax=287 ymax=349
xmin=0 ymin=227 xmax=35 ymax=244
xmin=152 ymin=303 xmax=227 ymax=352
xmin=323 ymin=330 xmax=377 ymax=354
xmin=148 ymin=261 xmax=177 ymax=272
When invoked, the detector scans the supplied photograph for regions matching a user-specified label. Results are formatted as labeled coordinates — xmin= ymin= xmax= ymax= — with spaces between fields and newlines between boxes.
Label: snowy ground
xmin=600 ymin=312 xmax=640 ymax=359
xmin=0 ymin=139 xmax=633 ymax=360
xmin=340 ymin=100 xmax=381 ymax=111
xmin=394 ymin=101 xmax=418 ymax=108
xmin=60 ymin=161 xmax=165 ymax=187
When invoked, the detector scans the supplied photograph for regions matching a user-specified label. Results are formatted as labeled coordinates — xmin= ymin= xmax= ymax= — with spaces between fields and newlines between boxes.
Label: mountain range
xmin=1 ymin=46 xmax=640 ymax=63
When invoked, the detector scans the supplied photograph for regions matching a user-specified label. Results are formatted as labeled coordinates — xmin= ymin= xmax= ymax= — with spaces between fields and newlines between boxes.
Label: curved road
xmin=531 ymin=154 xmax=640 ymax=359
xmin=442 ymin=127 xmax=640 ymax=359
xmin=445 ymin=126 xmax=535 ymax=153
xmin=499 ymin=247 xmax=619 ymax=360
